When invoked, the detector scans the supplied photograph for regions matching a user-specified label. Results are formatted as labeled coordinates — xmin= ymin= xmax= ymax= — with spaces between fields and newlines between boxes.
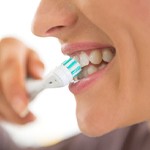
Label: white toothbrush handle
xmin=26 ymin=65 xmax=73 ymax=100
xmin=26 ymin=79 xmax=43 ymax=100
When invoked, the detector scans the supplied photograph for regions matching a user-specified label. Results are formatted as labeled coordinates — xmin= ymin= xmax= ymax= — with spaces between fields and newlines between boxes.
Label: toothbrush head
xmin=51 ymin=57 xmax=81 ymax=87
xmin=26 ymin=57 xmax=81 ymax=99
xmin=62 ymin=57 xmax=81 ymax=78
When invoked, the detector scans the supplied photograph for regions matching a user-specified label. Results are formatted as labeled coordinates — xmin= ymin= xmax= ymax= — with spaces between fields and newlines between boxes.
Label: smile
xmin=62 ymin=42 xmax=116 ymax=94
xmin=72 ymin=48 xmax=115 ymax=80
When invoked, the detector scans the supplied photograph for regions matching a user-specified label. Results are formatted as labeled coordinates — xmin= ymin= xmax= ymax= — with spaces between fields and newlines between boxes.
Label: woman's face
xmin=32 ymin=0 xmax=150 ymax=136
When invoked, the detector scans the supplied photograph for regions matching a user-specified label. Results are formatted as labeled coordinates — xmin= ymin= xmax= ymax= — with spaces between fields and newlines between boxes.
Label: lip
xmin=69 ymin=58 xmax=115 ymax=94
xmin=62 ymin=42 xmax=112 ymax=55
xmin=61 ymin=42 xmax=115 ymax=95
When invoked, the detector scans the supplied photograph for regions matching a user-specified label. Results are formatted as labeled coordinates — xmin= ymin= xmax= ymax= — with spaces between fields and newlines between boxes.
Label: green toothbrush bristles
xmin=62 ymin=58 xmax=81 ymax=78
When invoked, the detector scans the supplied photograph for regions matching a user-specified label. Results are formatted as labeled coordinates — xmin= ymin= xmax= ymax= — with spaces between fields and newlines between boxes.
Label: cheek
xmin=74 ymin=0 xmax=127 ymax=37
xmin=75 ymin=0 xmax=110 ymax=25
xmin=73 ymin=56 xmax=149 ymax=136
xmin=74 ymin=62 xmax=123 ymax=136
xmin=73 ymin=0 xmax=150 ymax=137
xmin=75 ymin=0 xmax=150 ymax=34
xmin=75 ymin=86 xmax=126 ymax=136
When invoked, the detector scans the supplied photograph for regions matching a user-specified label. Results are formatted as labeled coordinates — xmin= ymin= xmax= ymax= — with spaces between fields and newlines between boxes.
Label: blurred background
xmin=0 ymin=0 xmax=80 ymax=147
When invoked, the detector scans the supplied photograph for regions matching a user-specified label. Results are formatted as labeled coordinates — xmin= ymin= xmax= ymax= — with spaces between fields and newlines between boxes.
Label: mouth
xmin=62 ymin=42 xmax=116 ymax=93
xmin=72 ymin=47 xmax=115 ymax=80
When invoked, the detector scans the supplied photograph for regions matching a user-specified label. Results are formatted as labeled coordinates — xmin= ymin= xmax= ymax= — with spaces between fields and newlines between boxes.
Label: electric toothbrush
xmin=26 ymin=57 xmax=81 ymax=100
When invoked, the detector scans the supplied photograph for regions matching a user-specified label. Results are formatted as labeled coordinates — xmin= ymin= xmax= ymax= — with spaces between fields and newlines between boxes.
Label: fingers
xmin=0 ymin=92 xmax=35 ymax=124
xmin=0 ymin=65 xmax=28 ymax=116
xmin=0 ymin=38 xmax=28 ymax=114
xmin=0 ymin=37 xmax=38 ymax=124
xmin=27 ymin=49 xmax=44 ymax=79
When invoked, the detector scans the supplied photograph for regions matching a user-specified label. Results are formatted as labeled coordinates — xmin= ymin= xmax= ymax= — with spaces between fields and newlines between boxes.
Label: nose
xmin=32 ymin=0 xmax=78 ymax=38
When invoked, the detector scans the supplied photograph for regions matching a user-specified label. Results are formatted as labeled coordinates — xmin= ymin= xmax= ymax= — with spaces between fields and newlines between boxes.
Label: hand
xmin=0 ymin=37 xmax=44 ymax=124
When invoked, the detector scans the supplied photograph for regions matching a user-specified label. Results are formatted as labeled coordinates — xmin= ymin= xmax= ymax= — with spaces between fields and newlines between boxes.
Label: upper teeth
xmin=89 ymin=50 xmax=102 ymax=65
xmin=79 ymin=52 xmax=89 ymax=67
xmin=73 ymin=48 xmax=114 ymax=67
xmin=72 ymin=48 xmax=115 ymax=80
xmin=102 ymin=48 xmax=114 ymax=62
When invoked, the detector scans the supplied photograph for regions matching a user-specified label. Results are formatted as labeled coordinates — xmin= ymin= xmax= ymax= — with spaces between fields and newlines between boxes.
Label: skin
xmin=1 ymin=0 xmax=150 ymax=137
xmin=32 ymin=0 xmax=150 ymax=137
xmin=0 ymin=37 xmax=44 ymax=124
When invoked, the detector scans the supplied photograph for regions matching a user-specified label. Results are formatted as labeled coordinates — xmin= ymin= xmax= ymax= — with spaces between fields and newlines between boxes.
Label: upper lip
xmin=61 ymin=42 xmax=112 ymax=55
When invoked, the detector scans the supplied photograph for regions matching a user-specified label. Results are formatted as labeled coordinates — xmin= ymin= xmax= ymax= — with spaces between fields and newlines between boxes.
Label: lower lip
xmin=69 ymin=59 xmax=115 ymax=94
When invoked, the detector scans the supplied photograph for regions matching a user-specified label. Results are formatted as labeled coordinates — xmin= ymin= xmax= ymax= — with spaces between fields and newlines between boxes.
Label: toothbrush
xmin=26 ymin=57 xmax=81 ymax=100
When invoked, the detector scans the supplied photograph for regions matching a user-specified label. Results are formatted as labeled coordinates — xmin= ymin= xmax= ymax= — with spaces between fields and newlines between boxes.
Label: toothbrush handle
xmin=26 ymin=65 xmax=74 ymax=100
xmin=26 ymin=77 xmax=61 ymax=101
xmin=26 ymin=79 xmax=43 ymax=100
xmin=26 ymin=76 xmax=61 ymax=101
xmin=26 ymin=71 xmax=70 ymax=100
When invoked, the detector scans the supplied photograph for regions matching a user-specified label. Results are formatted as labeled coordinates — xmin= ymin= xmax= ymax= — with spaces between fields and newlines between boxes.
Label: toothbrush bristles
xmin=63 ymin=57 xmax=81 ymax=78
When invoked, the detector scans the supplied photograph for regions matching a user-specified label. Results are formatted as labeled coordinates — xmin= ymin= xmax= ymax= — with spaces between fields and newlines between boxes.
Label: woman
xmin=1 ymin=0 xmax=150 ymax=149
xmin=32 ymin=0 xmax=150 ymax=136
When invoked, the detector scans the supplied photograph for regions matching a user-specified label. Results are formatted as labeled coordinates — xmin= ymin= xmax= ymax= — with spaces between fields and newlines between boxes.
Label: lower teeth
xmin=72 ymin=48 xmax=116 ymax=81
xmin=74 ymin=61 xmax=107 ymax=80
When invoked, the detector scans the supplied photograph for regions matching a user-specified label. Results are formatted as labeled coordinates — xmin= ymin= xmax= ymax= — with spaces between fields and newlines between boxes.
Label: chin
xmin=77 ymin=119 xmax=118 ymax=137
xmin=76 ymin=107 xmax=119 ymax=137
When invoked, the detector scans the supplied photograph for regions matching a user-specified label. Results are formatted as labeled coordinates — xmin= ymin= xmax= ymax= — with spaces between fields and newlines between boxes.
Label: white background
xmin=0 ymin=0 xmax=79 ymax=147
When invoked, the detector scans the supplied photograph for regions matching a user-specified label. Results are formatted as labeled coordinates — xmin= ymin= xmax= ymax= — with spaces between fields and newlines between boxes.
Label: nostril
xmin=46 ymin=26 xmax=65 ymax=35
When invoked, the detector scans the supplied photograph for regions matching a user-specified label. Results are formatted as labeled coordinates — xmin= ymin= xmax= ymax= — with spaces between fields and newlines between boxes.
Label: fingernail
xmin=26 ymin=113 xmax=36 ymax=122
xmin=35 ymin=66 xmax=44 ymax=78
xmin=12 ymin=97 xmax=28 ymax=117
xmin=20 ymin=108 xmax=29 ymax=118
xmin=28 ymin=114 xmax=36 ymax=122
